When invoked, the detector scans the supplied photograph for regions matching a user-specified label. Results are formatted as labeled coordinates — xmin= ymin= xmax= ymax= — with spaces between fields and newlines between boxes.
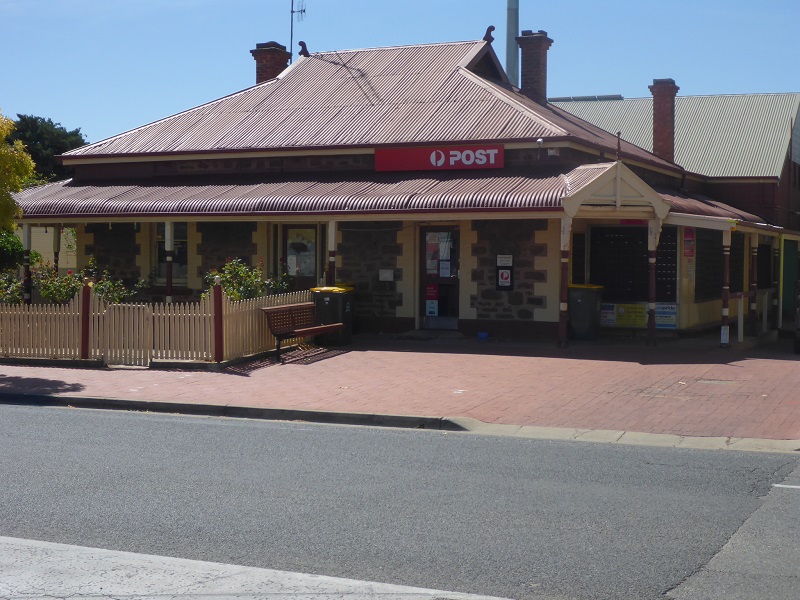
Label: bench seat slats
xmin=261 ymin=302 xmax=346 ymax=361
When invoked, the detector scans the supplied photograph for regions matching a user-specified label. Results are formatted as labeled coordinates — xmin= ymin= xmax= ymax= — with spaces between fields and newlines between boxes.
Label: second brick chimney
xmin=250 ymin=42 xmax=291 ymax=84
xmin=648 ymin=78 xmax=680 ymax=163
xmin=516 ymin=29 xmax=553 ymax=105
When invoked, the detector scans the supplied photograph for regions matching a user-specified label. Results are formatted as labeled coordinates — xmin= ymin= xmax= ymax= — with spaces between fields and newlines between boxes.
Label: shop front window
xmin=284 ymin=226 xmax=318 ymax=290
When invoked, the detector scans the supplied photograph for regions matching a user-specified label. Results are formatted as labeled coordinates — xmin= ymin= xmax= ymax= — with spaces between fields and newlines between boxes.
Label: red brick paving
xmin=1 ymin=335 xmax=799 ymax=441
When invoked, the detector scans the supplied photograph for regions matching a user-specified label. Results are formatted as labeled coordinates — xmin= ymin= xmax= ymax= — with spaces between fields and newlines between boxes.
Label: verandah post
xmin=558 ymin=216 xmax=572 ymax=347
xmin=52 ymin=225 xmax=61 ymax=273
xmin=748 ymin=233 xmax=758 ymax=335
xmin=772 ymin=239 xmax=780 ymax=330
xmin=213 ymin=276 xmax=224 ymax=363
xmin=80 ymin=281 xmax=92 ymax=359
xmin=326 ymin=220 xmax=337 ymax=286
xmin=646 ymin=219 xmax=662 ymax=346
xmin=22 ymin=224 xmax=32 ymax=305
xmin=165 ymin=221 xmax=174 ymax=303
xmin=721 ymin=229 xmax=731 ymax=347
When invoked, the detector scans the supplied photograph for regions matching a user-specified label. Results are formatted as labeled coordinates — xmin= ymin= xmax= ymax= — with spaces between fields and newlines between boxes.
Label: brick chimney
xmin=648 ymin=78 xmax=680 ymax=163
xmin=516 ymin=29 xmax=553 ymax=105
xmin=250 ymin=42 xmax=291 ymax=84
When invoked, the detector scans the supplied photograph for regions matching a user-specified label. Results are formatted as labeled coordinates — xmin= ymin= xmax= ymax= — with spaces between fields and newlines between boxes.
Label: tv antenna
xmin=290 ymin=0 xmax=306 ymax=63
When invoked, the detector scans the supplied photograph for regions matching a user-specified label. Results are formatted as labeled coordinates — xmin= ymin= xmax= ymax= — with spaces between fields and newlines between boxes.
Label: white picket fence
xmin=0 ymin=294 xmax=82 ymax=360
xmin=0 ymin=287 xmax=311 ymax=367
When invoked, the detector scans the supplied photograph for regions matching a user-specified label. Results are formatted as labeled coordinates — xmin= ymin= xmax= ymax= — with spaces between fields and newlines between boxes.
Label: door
xmin=420 ymin=227 xmax=459 ymax=329
xmin=284 ymin=226 xmax=318 ymax=290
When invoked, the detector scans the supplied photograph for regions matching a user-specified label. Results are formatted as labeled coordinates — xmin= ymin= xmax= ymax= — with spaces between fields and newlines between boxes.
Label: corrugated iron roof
xmin=552 ymin=94 xmax=800 ymax=178
xmin=62 ymin=39 xmax=673 ymax=170
xmin=16 ymin=170 xmax=569 ymax=219
xmin=17 ymin=167 xmax=764 ymax=224
xmin=658 ymin=188 xmax=767 ymax=223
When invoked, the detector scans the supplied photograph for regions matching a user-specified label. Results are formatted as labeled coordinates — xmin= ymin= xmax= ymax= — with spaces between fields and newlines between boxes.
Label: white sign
xmin=429 ymin=148 xmax=500 ymax=168
xmin=496 ymin=254 xmax=513 ymax=267
xmin=439 ymin=261 xmax=450 ymax=278
xmin=425 ymin=300 xmax=438 ymax=316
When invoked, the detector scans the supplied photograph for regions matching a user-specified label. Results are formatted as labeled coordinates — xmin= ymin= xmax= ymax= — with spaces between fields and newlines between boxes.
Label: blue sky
xmin=2 ymin=0 xmax=797 ymax=144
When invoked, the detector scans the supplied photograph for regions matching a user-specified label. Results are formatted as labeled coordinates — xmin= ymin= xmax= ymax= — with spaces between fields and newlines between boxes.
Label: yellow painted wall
xmin=187 ymin=223 xmax=202 ymax=289
xmin=251 ymin=221 xmax=270 ymax=277
xmin=536 ymin=219 xmax=560 ymax=322
xmin=396 ymin=223 xmax=416 ymax=319
xmin=17 ymin=226 xmax=77 ymax=273
xmin=459 ymin=220 xmax=478 ymax=321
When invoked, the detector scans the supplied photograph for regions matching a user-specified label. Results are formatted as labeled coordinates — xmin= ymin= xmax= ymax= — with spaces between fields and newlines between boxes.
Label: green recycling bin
xmin=310 ymin=285 xmax=354 ymax=345
xmin=568 ymin=284 xmax=604 ymax=340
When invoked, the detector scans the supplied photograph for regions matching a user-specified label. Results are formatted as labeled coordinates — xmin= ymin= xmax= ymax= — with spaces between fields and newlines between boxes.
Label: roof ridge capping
xmin=304 ymin=38 xmax=487 ymax=57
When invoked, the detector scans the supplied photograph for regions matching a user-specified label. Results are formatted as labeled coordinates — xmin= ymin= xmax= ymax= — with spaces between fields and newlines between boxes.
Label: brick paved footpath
xmin=1 ymin=334 xmax=799 ymax=444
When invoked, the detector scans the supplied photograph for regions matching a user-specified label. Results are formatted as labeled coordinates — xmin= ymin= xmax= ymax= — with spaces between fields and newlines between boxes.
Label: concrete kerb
xmin=444 ymin=417 xmax=800 ymax=454
xmin=0 ymin=394 xmax=464 ymax=432
xmin=3 ymin=394 xmax=799 ymax=454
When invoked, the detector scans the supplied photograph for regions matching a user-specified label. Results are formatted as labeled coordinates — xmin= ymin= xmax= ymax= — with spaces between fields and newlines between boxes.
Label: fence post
xmin=213 ymin=277 xmax=224 ymax=362
xmin=80 ymin=281 xmax=91 ymax=360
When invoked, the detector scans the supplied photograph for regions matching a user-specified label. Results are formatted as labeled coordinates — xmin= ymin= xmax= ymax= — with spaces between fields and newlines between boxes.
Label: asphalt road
xmin=0 ymin=403 xmax=796 ymax=600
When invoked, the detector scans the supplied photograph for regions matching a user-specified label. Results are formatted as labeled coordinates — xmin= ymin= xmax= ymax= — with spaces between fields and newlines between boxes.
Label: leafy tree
xmin=0 ymin=111 xmax=34 ymax=231
xmin=0 ymin=229 xmax=24 ymax=271
xmin=8 ymin=114 xmax=86 ymax=182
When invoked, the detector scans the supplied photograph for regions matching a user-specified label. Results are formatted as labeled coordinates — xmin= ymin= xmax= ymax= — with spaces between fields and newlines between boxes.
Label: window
xmin=694 ymin=230 xmax=745 ymax=302
xmin=155 ymin=222 xmax=188 ymax=285
xmin=284 ymin=225 xmax=318 ymax=290
xmin=588 ymin=226 xmax=677 ymax=303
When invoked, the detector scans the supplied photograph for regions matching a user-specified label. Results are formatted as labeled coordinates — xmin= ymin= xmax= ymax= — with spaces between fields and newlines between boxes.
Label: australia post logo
xmin=375 ymin=145 xmax=504 ymax=172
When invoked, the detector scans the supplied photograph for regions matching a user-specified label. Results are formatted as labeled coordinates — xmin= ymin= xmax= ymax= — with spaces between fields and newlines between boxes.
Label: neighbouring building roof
xmin=62 ymin=40 xmax=672 ymax=170
xmin=16 ymin=165 xmax=765 ymax=224
xmin=551 ymin=93 xmax=800 ymax=179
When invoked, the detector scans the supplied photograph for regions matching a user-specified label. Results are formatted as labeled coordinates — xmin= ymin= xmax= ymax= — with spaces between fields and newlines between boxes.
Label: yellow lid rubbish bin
xmin=310 ymin=285 xmax=354 ymax=345
xmin=568 ymin=284 xmax=604 ymax=340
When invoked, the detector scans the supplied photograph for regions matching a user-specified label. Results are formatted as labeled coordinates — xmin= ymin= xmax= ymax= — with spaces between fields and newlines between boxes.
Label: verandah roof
xmin=16 ymin=165 xmax=766 ymax=225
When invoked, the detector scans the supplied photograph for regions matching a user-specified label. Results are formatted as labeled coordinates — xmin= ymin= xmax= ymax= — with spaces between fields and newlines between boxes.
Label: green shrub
xmin=0 ymin=270 xmax=23 ymax=304
xmin=203 ymin=257 xmax=290 ymax=300
xmin=32 ymin=264 xmax=84 ymax=304
xmin=31 ymin=257 xmax=151 ymax=304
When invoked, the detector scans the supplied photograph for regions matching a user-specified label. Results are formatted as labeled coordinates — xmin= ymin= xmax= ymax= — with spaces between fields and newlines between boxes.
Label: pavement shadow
xmin=0 ymin=375 xmax=85 ymax=397
xmin=344 ymin=333 xmax=799 ymax=366
xmin=224 ymin=345 xmax=350 ymax=375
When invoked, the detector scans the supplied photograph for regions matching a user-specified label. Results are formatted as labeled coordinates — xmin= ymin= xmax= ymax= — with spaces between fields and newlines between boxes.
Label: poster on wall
xmin=497 ymin=268 xmax=512 ymax=288
xmin=615 ymin=304 xmax=647 ymax=328
xmin=600 ymin=303 xmax=677 ymax=329
xmin=655 ymin=304 xmax=678 ymax=329
xmin=425 ymin=300 xmax=439 ymax=316
xmin=683 ymin=228 xmax=696 ymax=257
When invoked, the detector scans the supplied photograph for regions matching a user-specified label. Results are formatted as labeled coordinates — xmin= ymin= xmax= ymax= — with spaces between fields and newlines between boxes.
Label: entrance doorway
xmin=420 ymin=227 xmax=459 ymax=329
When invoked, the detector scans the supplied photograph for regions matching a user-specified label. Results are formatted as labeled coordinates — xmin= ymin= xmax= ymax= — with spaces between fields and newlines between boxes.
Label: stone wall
xmin=84 ymin=223 xmax=140 ymax=283
xmin=337 ymin=221 xmax=404 ymax=319
xmin=196 ymin=222 xmax=258 ymax=278
xmin=471 ymin=220 xmax=548 ymax=320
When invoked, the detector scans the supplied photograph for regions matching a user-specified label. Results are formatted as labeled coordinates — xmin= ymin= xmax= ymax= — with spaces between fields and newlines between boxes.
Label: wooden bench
xmin=261 ymin=302 xmax=344 ymax=362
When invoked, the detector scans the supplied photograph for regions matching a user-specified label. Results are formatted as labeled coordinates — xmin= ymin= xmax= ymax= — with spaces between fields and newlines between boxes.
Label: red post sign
xmin=375 ymin=145 xmax=504 ymax=172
